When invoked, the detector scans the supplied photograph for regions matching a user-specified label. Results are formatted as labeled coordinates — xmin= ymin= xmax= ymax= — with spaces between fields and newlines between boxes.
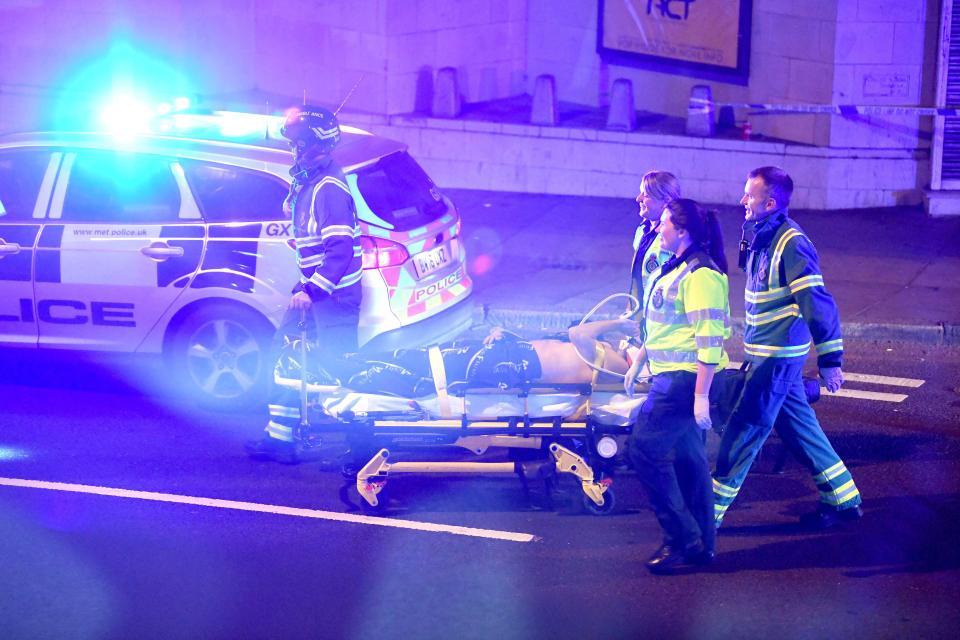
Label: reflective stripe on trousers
xmin=712 ymin=358 xmax=861 ymax=525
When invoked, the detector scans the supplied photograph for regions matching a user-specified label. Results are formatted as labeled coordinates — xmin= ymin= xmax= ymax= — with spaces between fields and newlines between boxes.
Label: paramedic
xmin=623 ymin=198 xmax=730 ymax=574
xmin=629 ymin=171 xmax=681 ymax=318
xmin=246 ymin=105 xmax=363 ymax=464
xmin=712 ymin=166 xmax=863 ymax=529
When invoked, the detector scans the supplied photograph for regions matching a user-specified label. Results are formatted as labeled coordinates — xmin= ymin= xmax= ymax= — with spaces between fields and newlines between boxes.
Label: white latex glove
xmin=820 ymin=366 xmax=844 ymax=393
xmin=694 ymin=393 xmax=712 ymax=430
xmin=623 ymin=358 xmax=645 ymax=397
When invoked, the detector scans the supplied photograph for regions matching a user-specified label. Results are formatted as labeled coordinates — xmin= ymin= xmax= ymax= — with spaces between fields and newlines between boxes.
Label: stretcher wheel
xmin=360 ymin=494 xmax=389 ymax=515
xmin=582 ymin=488 xmax=616 ymax=515
xmin=338 ymin=475 xmax=390 ymax=513
xmin=354 ymin=483 xmax=389 ymax=515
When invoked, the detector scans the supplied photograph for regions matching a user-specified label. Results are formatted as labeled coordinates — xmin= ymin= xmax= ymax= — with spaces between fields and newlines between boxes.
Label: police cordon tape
xmin=689 ymin=98 xmax=960 ymax=118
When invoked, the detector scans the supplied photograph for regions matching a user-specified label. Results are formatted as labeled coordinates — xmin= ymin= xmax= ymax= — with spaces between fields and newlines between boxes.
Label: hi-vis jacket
xmin=285 ymin=157 xmax=363 ymax=306
xmin=642 ymin=247 xmax=731 ymax=375
xmin=742 ymin=209 xmax=842 ymax=367
xmin=629 ymin=220 xmax=673 ymax=316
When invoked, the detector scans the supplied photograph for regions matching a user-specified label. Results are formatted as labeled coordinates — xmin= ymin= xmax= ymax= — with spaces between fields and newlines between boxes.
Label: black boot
xmin=799 ymin=504 xmax=863 ymax=530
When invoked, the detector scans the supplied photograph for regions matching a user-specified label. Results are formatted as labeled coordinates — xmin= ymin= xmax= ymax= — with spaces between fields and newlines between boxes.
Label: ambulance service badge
xmin=652 ymin=287 xmax=664 ymax=309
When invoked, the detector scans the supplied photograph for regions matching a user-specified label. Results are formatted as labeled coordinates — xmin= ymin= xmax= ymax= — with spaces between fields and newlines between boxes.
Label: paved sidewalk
xmin=448 ymin=188 xmax=960 ymax=344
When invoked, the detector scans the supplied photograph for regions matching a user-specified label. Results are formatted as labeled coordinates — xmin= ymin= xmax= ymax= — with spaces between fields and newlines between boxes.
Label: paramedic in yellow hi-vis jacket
xmin=624 ymin=198 xmax=731 ymax=575
xmin=713 ymin=166 xmax=863 ymax=530
xmin=629 ymin=171 xmax=681 ymax=317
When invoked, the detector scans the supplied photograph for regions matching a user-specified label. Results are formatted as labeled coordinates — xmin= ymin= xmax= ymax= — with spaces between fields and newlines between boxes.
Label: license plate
xmin=413 ymin=243 xmax=452 ymax=279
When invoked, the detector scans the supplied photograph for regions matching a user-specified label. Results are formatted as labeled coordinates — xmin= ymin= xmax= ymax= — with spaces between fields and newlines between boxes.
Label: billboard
xmin=598 ymin=0 xmax=751 ymax=84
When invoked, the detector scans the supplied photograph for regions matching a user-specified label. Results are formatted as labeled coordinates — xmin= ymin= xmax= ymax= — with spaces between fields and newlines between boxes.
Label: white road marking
xmin=728 ymin=361 xmax=924 ymax=402
xmin=842 ymin=373 xmax=924 ymax=388
xmin=819 ymin=387 xmax=908 ymax=403
xmin=0 ymin=477 xmax=537 ymax=543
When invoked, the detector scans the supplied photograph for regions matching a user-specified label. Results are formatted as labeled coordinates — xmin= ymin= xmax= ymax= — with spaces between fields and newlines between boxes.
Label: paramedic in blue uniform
xmin=629 ymin=170 xmax=681 ymax=316
xmin=623 ymin=198 xmax=731 ymax=575
xmin=712 ymin=166 xmax=863 ymax=529
xmin=246 ymin=105 xmax=363 ymax=463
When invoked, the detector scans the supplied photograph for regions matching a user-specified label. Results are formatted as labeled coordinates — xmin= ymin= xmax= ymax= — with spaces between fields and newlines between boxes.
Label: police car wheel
xmin=170 ymin=304 xmax=273 ymax=410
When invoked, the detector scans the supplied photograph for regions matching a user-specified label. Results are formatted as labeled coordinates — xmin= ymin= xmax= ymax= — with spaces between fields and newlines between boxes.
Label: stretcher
xmin=275 ymin=364 xmax=649 ymax=515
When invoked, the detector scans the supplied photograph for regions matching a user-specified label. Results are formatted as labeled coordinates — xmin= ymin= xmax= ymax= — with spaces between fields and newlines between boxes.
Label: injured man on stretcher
xmin=282 ymin=318 xmax=642 ymax=396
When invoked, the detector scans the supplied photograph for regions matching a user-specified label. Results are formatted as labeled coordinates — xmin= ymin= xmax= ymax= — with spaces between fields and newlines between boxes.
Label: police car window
xmin=180 ymin=161 xmax=287 ymax=222
xmin=355 ymin=151 xmax=446 ymax=231
xmin=61 ymin=152 xmax=180 ymax=223
xmin=0 ymin=150 xmax=48 ymax=220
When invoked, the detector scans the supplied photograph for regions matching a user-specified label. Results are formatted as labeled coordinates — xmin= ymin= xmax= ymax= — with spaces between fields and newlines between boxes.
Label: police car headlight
xmin=596 ymin=436 xmax=618 ymax=459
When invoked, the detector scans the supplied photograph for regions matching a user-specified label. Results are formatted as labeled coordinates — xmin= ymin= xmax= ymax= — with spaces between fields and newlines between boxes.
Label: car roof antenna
xmin=334 ymin=75 xmax=365 ymax=116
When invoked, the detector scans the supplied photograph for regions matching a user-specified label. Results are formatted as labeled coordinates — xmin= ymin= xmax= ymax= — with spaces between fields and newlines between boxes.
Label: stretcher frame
xmin=275 ymin=374 xmax=645 ymax=514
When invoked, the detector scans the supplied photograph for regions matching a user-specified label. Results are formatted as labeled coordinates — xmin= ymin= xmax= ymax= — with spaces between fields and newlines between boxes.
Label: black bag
xmin=709 ymin=364 xmax=748 ymax=434
xmin=708 ymin=363 xmax=822 ymax=435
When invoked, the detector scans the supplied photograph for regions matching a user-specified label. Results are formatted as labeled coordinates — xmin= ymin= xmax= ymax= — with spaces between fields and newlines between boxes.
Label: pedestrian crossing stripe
xmin=842 ymin=373 xmax=924 ymax=388
xmin=819 ymin=388 xmax=908 ymax=403
xmin=727 ymin=362 xmax=923 ymax=404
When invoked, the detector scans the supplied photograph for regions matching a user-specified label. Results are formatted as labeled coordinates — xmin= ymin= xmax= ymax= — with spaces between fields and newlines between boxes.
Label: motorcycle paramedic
xmin=712 ymin=166 xmax=863 ymax=529
xmin=246 ymin=105 xmax=363 ymax=464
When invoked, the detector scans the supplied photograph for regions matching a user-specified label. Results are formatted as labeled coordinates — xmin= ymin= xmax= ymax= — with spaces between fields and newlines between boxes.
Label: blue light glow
xmin=0 ymin=446 xmax=29 ymax=461
xmin=98 ymin=94 xmax=155 ymax=138
xmin=53 ymin=41 xmax=194 ymax=131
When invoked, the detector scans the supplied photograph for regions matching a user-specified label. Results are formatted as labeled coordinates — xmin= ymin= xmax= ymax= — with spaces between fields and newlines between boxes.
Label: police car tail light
xmin=360 ymin=236 xmax=409 ymax=270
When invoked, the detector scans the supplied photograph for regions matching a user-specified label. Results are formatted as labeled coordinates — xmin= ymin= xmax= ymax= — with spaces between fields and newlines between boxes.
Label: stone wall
xmin=0 ymin=1 xmax=940 ymax=147
xmin=0 ymin=0 xmax=940 ymax=209
xmin=348 ymin=112 xmax=927 ymax=210
xmin=524 ymin=0 xmax=939 ymax=150
xmin=379 ymin=0 xmax=528 ymax=114
xmin=526 ymin=0 xmax=840 ymax=146
xmin=0 ymin=0 xmax=527 ymax=130
xmin=829 ymin=0 xmax=940 ymax=149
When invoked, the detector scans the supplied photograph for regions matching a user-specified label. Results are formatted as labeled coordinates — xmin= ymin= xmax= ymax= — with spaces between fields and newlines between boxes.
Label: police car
xmin=0 ymin=111 xmax=473 ymax=408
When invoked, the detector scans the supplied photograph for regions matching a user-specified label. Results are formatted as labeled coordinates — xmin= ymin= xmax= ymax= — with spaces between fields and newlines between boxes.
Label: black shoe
xmin=646 ymin=542 xmax=713 ymax=575
xmin=799 ymin=504 xmax=863 ymax=530
xmin=646 ymin=544 xmax=684 ymax=574
xmin=244 ymin=436 xmax=301 ymax=464
xmin=685 ymin=545 xmax=716 ymax=566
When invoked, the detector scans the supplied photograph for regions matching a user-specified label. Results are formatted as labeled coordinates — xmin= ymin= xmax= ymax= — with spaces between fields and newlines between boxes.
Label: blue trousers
xmin=712 ymin=358 xmax=861 ymax=525
xmin=628 ymin=371 xmax=715 ymax=554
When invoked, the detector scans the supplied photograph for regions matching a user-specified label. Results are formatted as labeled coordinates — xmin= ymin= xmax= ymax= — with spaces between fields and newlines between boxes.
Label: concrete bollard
xmin=686 ymin=84 xmax=715 ymax=137
xmin=432 ymin=67 xmax=461 ymax=118
xmin=606 ymin=78 xmax=636 ymax=131
xmin=530 ymin=74 xmax=559 ymax=126
xmin=717 ymin=105 xmax=736 ymax=131
xmin=414 ymin=66 xmax=433 ymax=114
